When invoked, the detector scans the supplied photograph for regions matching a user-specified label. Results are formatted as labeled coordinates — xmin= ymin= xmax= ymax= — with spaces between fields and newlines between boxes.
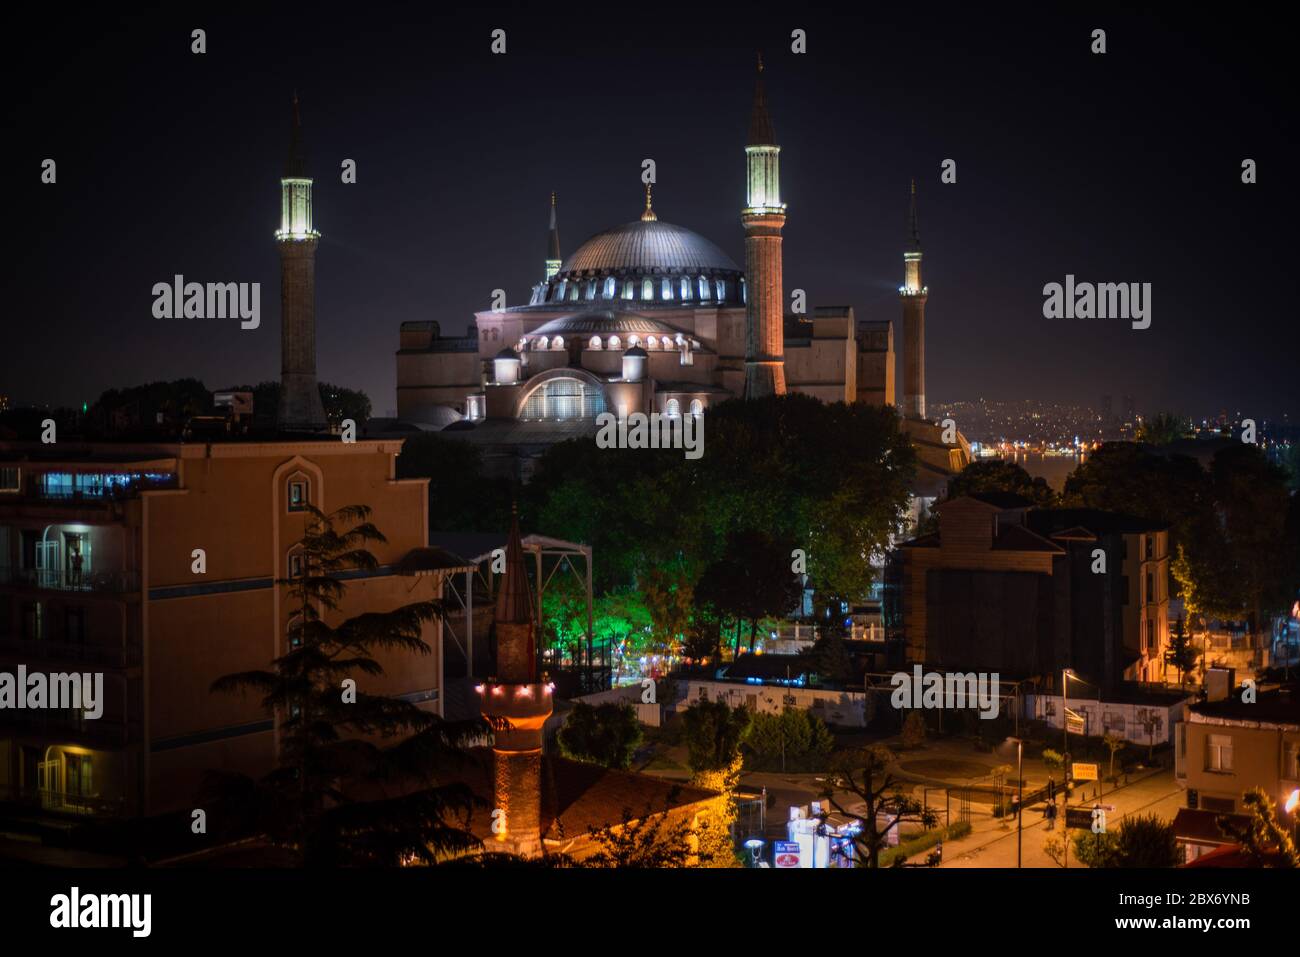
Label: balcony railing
xmin=0 ymin=784 xmax=125 ymax=818
xmin=0 ymin=567 xmax=140 ymax=594
xmin=0 ymin=636 xmax=141 ymax=668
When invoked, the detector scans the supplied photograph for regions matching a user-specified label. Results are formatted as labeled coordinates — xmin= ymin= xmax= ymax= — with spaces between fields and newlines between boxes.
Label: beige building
xmin=0 ymin=438 xmax=466 ymax=818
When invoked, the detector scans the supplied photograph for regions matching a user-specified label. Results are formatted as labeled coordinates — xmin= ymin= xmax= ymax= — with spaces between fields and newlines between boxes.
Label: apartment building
xmin=0 ymin=437 xmax=464 ymax=819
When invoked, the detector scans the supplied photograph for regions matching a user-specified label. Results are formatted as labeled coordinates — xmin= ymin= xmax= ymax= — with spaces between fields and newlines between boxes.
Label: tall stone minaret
xmin=544 ymin=192 xmax=561 ymax=281
xmin=900 ymin=179 xmax=928 ymax=420
xmin=275 ymin=93 xmax=327 ymax=432
xmin=478 ymin=506 xmax=552 ymax=858
xmin=742 ymin=55 xmax=787 ymax=399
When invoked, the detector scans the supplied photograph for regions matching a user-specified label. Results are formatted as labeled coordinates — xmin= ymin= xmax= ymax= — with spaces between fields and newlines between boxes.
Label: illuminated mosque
xmin=392 ymin=59 xmax=969 ymax=494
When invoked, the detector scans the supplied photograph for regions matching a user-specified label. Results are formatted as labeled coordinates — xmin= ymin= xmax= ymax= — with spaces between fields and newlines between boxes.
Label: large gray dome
xmin=560 ymin=220 xmax=740 ymax=276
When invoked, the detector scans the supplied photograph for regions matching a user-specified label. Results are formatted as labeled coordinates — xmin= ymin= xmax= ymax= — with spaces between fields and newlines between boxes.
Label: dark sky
xmin=5 ymin=4 xmax=1296 ymax=420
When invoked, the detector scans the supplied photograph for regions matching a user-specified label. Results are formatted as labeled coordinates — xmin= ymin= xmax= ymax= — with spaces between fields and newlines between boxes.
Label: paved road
xmin=939 ymin=767 xmax=1184 ymax=868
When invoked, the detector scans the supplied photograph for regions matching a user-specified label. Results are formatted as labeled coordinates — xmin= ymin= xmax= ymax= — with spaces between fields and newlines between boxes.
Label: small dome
xmin=495 ymin=347 xmax=520 ymax=361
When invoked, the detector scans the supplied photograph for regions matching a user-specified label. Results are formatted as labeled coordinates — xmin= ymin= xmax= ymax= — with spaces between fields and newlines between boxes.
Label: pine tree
xmin=205 ymin=503 xmax=484 ymax=865
xmin=1164 ymin=615 xmax=1198 ymax=688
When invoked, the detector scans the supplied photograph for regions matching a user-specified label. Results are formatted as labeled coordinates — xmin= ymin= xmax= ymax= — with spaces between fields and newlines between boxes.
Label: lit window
xmin=603 ymin=277 xmax=617 ymax=299
xmin=552 ymin=336 xmax=564 ymax=350
xmin=537 ymin=336 xmax=549 ymax=351
xmin=715 ymin=279 xmax=726 ymax=300
xmin=661 ymin=278 xmax=673 ymax=300
xmin=699 ymin=277 xmax=711 ymax=300
xmin=586 ymin=280 xmax=597 ymax=300
xmin=681 ymin=277 xmax=692 ymax=300
xmin=628 ymin=335 xmax=641 ymax=348
xmin=690 ymin=399 xmax=704 ymax=416
xmin=288 ymin=479 xmax=308 ymax=512
xmin=741 ymin=278 xmax=747 ymax=304
xmin=589 ymin=336 xmax=602 ymax=350
xmin=665 ymin=399 xmax=681 ymax=418
xmin=0 ymin=466 xmax=19 ymax=493
xmin=568 ymin=283 xmax=580 ymax=301
xmin=642 ymin=278 xmax=654 ymax=300
xmin=519 ymin=377 xmax=609 ymax=420
xmin=288 ymin=551 xmax=304 ymax=579
xmin=645 ymin=336 xmax=658 ymax=350
xmin=662 ymin=336 xmax=673 ymax=350
xmin=622 ymin=281 xmax=634 ymax=300
xmin=555 ymin=281 xmax=566 ymax=301
xmin=608 ymin=336 xmax=621 ymax=350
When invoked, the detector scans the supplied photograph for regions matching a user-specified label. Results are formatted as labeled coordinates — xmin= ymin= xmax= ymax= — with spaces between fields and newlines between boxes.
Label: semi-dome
xmin=560 ymin=220 xmax=740 ymax=276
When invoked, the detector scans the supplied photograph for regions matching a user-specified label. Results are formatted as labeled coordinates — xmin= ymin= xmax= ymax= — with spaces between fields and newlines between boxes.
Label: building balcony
xmin=0 ymin=635 xmax=142 ymax=669
xmin=0 ymin=566 xmax=140 ymax=596
xmin=0 ymin=784 xmax=127 ymax=818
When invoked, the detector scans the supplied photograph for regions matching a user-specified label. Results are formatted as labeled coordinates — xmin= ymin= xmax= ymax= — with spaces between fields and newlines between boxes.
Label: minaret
xmin=900 ymin=179 xmax=928 ymax=420
xmin=478 ymin=505 xmax=552 ymax=858
xmin=544 ymin=192 xmax=561 ymax=281
xmin=275 ymin=93 xmax=327 ymax=432
xmin=742 ymin=54 xmax=787 ymax=399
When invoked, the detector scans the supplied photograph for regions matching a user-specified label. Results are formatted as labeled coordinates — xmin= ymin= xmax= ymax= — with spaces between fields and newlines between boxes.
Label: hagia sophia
xmin=390 ymin=59 xmax=969 ymax=494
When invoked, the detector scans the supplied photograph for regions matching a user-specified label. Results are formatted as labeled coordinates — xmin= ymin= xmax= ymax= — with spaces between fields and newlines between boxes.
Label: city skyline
xmin=6 ymin=8 xmax=1297 ymax=419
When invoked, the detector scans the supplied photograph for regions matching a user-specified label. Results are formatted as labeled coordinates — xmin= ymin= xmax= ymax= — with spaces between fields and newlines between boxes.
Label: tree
xmin=1216 ymin=787 xmax=1300 ymax=868
xmin=681 ymin=699 xmax=752 ymax=775
xmin=822 ymin=744 xmax=936 ymax=869
xmin=1042 ymin=748 xmax=1064 ymax=783
xmin=1164 ymin=616 xmax=1198 ymax=688
xmin=800 ymin=631 xmax=854 ymax=686
xmin=694 ymin=530 xmax=801 ymax=656
xmin=558 ymin=702 xmax=643 ymax=770
xmin=947 ymin=459 xmax=1057 ymax=507
xmin=1134 ymin=412 xmax=1190 ymax=446
xmin=990 ymin=764 xmax=1013 ymax=822
xmin=744 ymin=709 xmax=835 ymax=772
xmin=901 ymin=710 xmax=927 ymax=749
xmin=1071 ymin=814 xmax=1183 ymax=868
xmin=1103 ymin=732 xmax=1126 ymax=782
xmin=205 ymin=504 xmax=482 ymax=865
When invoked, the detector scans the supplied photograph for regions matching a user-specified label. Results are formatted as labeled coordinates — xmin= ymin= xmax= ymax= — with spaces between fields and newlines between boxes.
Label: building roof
xmin=721 ymin=652 xmax=807 ymax=682
xmin=1188 ymin=689 xmax=1300 ymax=727
xmin=936 ymin=491 xmax=1034 ymax=510
xmin=526 ymin=311 xmax=693 ymax=340
xmin=559 ymin=219 xmax=741 ymax=277
xmin=1172 ymin=808 xmax=1250 ymax=847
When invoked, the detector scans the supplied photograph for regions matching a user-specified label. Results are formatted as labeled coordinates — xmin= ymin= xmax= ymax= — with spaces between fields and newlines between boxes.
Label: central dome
xmin=559 ymin=220 xmax=740 ymax=276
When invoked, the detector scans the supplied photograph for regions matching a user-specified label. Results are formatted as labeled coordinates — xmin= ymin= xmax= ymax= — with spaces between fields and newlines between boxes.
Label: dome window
xmin=645 ymin=336 xmax=658 ymax=350
xmin=680 ymin=277 xmax=692 ymax=300
xmin=555 ymin=281 xmax=566 ymax=301
xmin=608 ymin=335 xmax=621 ymax=350
xmin=641 ymin=278 xmax=654 ymax=300
xmin=662 ymin=336 xmax=673 ymax=350
xmin=741 ymin=278 xmax=747 ymax=305
xmin=627 ymin=335 xmax=641 ymax=348
xmin=568 ymin=283 xmax=580 ymax=301
xmin=698 ymin=277 xmax=711 ymax=300
xmin=715 ymin=279 xmax=726 ymax=301
xmin=537 ymin=336 xmax=549 ymax=351
xmin=690 ymin=399 xmax=704 ymax=416
xmin=621 ymin=281 xmax=634 ymax=300
xmin=586 ymin=280 xmax=597 ymax=300
xmin=661 ymin=278 xmax=673 ymax=300
xmin=589 ymin=335 xmax=602 ymax=350
xmin=552 ymin=336 xmax=564 ymax=350
xmin=603 ymin=277 xmax=617 ymax=299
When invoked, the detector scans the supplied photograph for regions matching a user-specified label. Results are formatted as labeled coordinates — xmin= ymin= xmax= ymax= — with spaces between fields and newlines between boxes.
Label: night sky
xmin=6 ymin=4 xmax=1296 ymax=420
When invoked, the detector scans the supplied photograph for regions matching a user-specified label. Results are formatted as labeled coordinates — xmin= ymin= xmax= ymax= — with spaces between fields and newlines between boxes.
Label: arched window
xmin=552 ymin=336 xmax=564 ymax=350
xmin=661 ymin=278 xmax=673 ymax=300
xmin=537 ymin=336 xmax=549 ymax=351
xmin=715 ymin=279 xmax=726 ymax=301
xmin=664 ymin=399 xmax=681 ymax=418
xmin=698 ymin=277 xmax=711 ymax=300
xmin=622 ymin=281 xmax=634 ymax=300
xmin=641 ymin=278 xmax=654 ymax=300
xmin=603 ymin=277 xmax=617 ymax=299
xmin=608 ymin=335 xmax=621 ymax=350
xmin=586 ymin=280 xmax=597 ymax=300
xmin=662 ymin=336 xmax=673 ymax=350
xmin=645 ymin=336 xmax=659 ymax=350
xmin=568 ymin=284 xmax=580 ymax=301
xmin=520 ymin=377 xmax=608 ymax=420
xmin=741 ymin=278 xmax=747 ymax=304
xmin=680 ymin=277 xmax=692 ymax=300
xmin=589 ymin=335 xmax=602 ymax=350
xmin=555 ymin=281 xmax=566 ymax=301
xmin=690 ymin=399 xmax=704 ymax=416
xmin=627 ymin=335 xmax=641 ymax=348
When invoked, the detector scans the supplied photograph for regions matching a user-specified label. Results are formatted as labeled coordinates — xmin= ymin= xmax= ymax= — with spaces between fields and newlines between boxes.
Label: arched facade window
xmin=555 ymin=281 xmax=566 ymax=301
xmin=661 ymin=278 xmax=673 ymax=300
xmin=586 ymin=280 xmax=597 ymax=300
xmin=741 ymin=278 xmax=747 ymax=304
xmin=681 ymin=277 xmax=692 ymax=300
xmin=589 ymin=335 xmax=602 ymax=350
xmin=603 ymin=277 xmax=617 ymax=299
xmin=689 ymin=399 xmax=704 ymax=416
xmin=568 ymin=284 xmax=580 ymax=301
xmin=627 ymin=335 xmax=641 ymax=348
xmin=698 ymin=277 xmax=711 ymax=300
xmin=715 ymin=279 xmax=726 ymax=301
xmin=645 ymin=336 xmax=659 ymax=350
xmin=664 ymin=399 xmax=681 ymax=418
xmin=552 ymin=336 xmax=564 ymax=350
xmin=641 ymin=278 xmax=654 ymax=300
xmin=608 ymin=335 xmax=621 ymax=350
xmin=622 ymin=281 xmax=634 ymax=300
xmin=661 ymin=336 xmax=673 ymax=350
xmin=520 ymin=377 xmax=608 ymax=420
xmin=537 ymin=336 xmax=549 ymax=351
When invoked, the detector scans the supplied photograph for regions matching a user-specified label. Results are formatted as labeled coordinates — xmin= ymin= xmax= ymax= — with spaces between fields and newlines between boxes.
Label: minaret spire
xmin=742 ymin=53 xmax=787 ymax=398
xmin=900 ymin=178 xmax=928 ymax=420
xmin=544 ymin=192 xmax=561 ymax=280
xmin=275 ymin=92 xmax=327 ymax=432
xmin=641 ymin=181 xmax=657 ymax=222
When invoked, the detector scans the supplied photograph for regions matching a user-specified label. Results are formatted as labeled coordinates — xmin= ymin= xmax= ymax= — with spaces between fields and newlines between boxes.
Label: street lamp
xmin=1005 ymin=736 xmax=1025 ymax=868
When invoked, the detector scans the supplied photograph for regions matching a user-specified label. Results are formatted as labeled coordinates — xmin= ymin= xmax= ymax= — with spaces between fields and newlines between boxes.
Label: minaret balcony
xmin=476 ymin=681 xmax=555 ymax=725
xmin=898 ymin=285 xmax=928 ymax=297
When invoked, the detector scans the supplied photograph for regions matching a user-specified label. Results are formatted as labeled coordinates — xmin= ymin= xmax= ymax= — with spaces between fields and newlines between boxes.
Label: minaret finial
xmin=641 ymin=181 xmax=657 ymax=221
xmin=757 ymin=51 xmax=764 ymax=74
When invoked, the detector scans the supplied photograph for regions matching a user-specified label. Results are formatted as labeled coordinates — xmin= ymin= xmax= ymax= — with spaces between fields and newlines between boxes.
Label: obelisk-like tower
xmin=544 ymin=192 xmax=562 ymax=281
xmin=478 ymin=506 xmax=552 ymax=858
xmin=900 ymin=180 xmax=928 ymax=420
xmin=275 ymin=93 xmax=328 ymax=432
xmin=742 ymin=55 xmax=787 ymax=399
